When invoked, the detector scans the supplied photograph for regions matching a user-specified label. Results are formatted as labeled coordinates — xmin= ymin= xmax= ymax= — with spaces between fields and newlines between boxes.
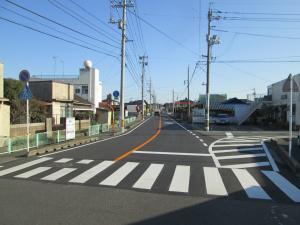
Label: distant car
xmin=215 ymin=114 xmax=230 ymax=124
xmin=154 ymin=111 xmax=160 ymax=116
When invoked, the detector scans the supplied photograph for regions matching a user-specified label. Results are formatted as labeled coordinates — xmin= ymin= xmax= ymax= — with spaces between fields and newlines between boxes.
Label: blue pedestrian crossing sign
xmin=20 ymin=85 xmax=33 ymax=100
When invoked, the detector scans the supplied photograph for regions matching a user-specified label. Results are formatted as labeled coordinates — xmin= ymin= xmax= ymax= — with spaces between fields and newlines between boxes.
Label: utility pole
xmin=148 ymin=77 xmax=152 ymax=114
xmin=110 ymin=0 xmax=133 ymax=132
xmin=204 ymin=8 xmax=220 ymax=131
xmin=187 ymin=65 xmax=190 ymax=120
xmin=172 ymin=89 xmax=175 ymax=116
xmin=139 ymin=55 xmax=148 ymax=120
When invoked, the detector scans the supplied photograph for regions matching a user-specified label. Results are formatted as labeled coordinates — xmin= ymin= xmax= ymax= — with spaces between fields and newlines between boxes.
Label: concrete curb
xmin=26 ymin=119 xmax=144 ymax=157
xmin=268 ymin=139 xmax=300 ymax=175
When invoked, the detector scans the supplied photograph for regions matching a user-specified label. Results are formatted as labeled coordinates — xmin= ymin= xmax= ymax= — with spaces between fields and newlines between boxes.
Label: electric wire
xmin=5 ymin=0 xmax=119 ymax=49
xmin=0 ymin=16 xmax=119 ymax=58
xmin=0 ymin=5 xmax=117 ymax=55
xmin=48 ymin=0 xmax=120 ymax=45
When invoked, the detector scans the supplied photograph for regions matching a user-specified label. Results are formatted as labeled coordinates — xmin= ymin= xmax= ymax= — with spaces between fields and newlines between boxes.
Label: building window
xmin=281 ymin=94 xmax=287 ymax=100
xmin=82 ymin=85 xmax=88 ymax=94
xmin=75 ymin=88 xmax=81 ymax=94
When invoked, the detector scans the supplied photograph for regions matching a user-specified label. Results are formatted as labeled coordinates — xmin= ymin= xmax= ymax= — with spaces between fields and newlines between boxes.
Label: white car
xmin=215 ymin=114 xmax=230 ymax=125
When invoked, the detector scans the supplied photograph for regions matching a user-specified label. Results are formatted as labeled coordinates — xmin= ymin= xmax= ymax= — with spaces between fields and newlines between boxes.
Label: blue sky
xmin=1 ymin=0 xmax=300 ymax=103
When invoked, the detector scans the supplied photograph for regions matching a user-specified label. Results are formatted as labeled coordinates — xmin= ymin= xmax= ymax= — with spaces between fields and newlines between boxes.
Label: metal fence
xmin=0 ymin=116 xmax=139 ymax=155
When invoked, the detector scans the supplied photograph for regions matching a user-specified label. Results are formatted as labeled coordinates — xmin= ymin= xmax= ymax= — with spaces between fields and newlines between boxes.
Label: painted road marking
xmin=221 ymin=162 xmax=270 ymax=169
xmin=76 ymin=159 xmax=94 ymax=164
xmin=55 ymin=158 xmax=73 ymax=163
xmin=218 ymin=140 xmax=261 ymax=143
xmin=15 ymin=167 xmax=51 ymax=179
xmin=133 ymin=164 xmax=164 ymax=190
xmin=216 ymin=153 xmax=266 ymax=160
xmin=233 ymin=169 xmax=271 ymax=200
xmin=114 ymin=117 xmax=162 ymax=161
xmin=169 ymin=165 xmax=190 ymax=193
xmin=41 ymin=168 xmax=77 ymax=181
xmin=0 ymin=157 xmax=52 ymax=177
xmin=200 ymin=139 xmax=204 ymax=142
xmin=214 ymin=143 xmax=261 ymax=147
xmin=40 ymin=116 xmax=152 ymax=157
xmin=262 ymin=142 xmax=279 ymax=172
xmin=203 ymin=143 xmax=208 ymax=147
xmin=262 ymin=170 xmax=300 ymax=202
xmin=204 ymin=167 xmax=228 ymax=196
xmin=195 ymin=136 xmax=200 ymax=139
xmin=225 ymin=132 xmax=234 ymax=138
xmin=133 ymin=151 xmax=211 ymax=157
xmin=212 ymin=147 xmax=263 ymax=153
xmin=100 ymin=162 xmax=139 ymax=186
xmin=69 ymin=161 xmax=114 ymax=183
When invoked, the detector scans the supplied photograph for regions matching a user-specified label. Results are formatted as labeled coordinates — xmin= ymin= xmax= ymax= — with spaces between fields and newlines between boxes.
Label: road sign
xmin=19 ymin=70 xmax=30 ymax=82
xmin=283 ymin=75 xmax=299 ymax=92
xmin=113 ymin=90 xmax=119 ymax=98
xmin=20 ymin=85 xmax=33 ymax=100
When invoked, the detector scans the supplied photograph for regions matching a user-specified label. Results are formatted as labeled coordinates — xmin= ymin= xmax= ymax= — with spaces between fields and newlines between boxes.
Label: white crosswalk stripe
xmin=55 ymin=158 xmax=73 ymax=163
xmin=69 ymin=161 xmax=114 ymax=183
xmin=133 ymin=164 xmax=164 ymax=190
xmin=76 ymin=159 xmax=94 ymax=164
xmin=221 ymin=162 xmax=271 ymax=169
xmin=15 ymin=167 xmax=52 ymax=178
xmin=204 ymin=167 xmax=227 ymax=196
xmin=169 ymin=165 xmax=190 ymax=193
xmin=100 ymin=162 xmax=139 ymax=186
xmin=232 ymin=169 xmax=271 ymax=200
xmin=0 ymin=157 xmax=52 ymax=176
xmin=42 ymin=168 xmax=77 ymax=181
xmin=216 ymin=153 xmax=266 ymax=160
xmin=2 ymin=157 xmax=300 ymax=203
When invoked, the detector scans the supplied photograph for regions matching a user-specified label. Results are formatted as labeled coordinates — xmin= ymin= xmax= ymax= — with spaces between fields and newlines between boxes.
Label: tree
xmin=4 ymin=79 xmax=47 ymax=124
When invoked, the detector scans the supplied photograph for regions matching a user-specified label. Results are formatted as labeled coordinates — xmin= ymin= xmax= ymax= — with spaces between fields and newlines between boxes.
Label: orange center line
xmin=114 ymin=116 xmax=162 ymax=161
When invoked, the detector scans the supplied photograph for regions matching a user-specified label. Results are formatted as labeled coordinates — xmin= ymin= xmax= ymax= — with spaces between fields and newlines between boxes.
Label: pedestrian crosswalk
xmin=0 ymin=157 xmax=299 ymax=203
xmin=210 ymin=136 xmax=275 ymax=170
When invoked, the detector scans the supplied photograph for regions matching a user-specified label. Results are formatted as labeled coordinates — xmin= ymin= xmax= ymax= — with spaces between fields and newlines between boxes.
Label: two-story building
xmin=32 ymin=60 xmax=102 ymax=113
xmin=267 ymin=74 xmax=300 ymax=126
xmin=29 ymin=80 xmax=74 ymax=125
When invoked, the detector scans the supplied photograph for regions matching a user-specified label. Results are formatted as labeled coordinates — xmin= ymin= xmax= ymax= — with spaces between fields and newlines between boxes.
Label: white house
xmin=32 ymin=60 xmax=102 ymax=113
xmin=268 ymin=74 xmax=300 ymax=126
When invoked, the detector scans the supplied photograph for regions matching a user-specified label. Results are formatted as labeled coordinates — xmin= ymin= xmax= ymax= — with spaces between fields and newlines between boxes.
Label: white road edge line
xmin=133 ymin=151 xmax=211 ymax=157
xmin=261 ymin=141 xmax=279 ymax=172
xmin=39 ymin=116 xmax=152 ymax=157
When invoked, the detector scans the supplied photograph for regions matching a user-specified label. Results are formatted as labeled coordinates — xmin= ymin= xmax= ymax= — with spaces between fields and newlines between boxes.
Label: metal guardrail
xmin=0 ymin=117 xmax=138 ymax=155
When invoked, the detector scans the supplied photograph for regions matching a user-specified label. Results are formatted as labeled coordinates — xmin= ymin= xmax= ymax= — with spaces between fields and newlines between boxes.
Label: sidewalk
xmin=268 ymin=138 xmax=300 ymax=175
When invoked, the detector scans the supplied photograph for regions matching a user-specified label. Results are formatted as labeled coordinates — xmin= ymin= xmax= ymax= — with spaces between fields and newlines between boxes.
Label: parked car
xmin=215 ymin=114 xmax=230 ymax=124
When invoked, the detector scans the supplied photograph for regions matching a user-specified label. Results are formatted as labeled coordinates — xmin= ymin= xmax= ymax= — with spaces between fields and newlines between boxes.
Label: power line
xmin=222 ymin=63 xmax=274 ymax=83
xmin=67 ymin=0 xmax=120 ymax=35
xmin=0 ymin=5 xmax=117 ymax=55
xmin=222 ymin=16 xmax=300 ymax=23
xmin=214 ymin=10 xmax=300 ymax=16
xmin=5 ymin=0 xmax=119 ymax=49
xmin=0 ymin=16 xmax=119 ymax=58
xmin=133 ymin=1 xmax=147 ymax=54
xmin=128 ymin=9 xmax=200 ymax=57
xmin=48 ymin=0 xmax=120 ymax=45
xmin=198 ymin=60 xmax=300 ymax=63
xmin=213 ymin=28 xmax=300 ymax=40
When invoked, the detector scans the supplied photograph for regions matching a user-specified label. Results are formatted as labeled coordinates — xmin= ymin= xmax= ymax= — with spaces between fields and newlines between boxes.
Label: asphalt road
xmin=0 ymin=114 xmax=300 ymax=225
